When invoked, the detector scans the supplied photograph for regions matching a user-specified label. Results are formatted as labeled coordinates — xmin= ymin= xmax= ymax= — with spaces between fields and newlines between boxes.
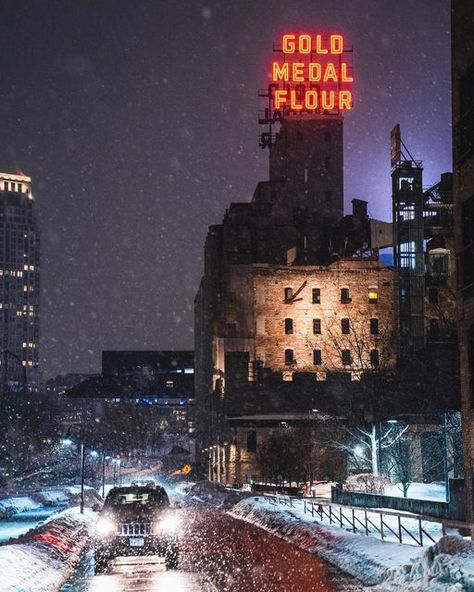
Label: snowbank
xmin=0 ymin=507 xmax=96 ymax=592
xmin=0 ymin=496 xmax=44 ymax=517
xmin=371 ymin=536 xmax=474 ymax=591
xmin=0 ymin=485 xmax=100 ymax=519
xmin=229 ymin=496 xmax=422 ymax=585
xmin=186 ymin=480 xmax=251 ymax=508
xmin=230 ymin=497 xmax=474 ymax=591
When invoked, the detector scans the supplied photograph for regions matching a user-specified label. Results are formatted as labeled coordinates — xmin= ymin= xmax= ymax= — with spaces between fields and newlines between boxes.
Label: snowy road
xmin=62 ymin=508 xmax=362 ymax=591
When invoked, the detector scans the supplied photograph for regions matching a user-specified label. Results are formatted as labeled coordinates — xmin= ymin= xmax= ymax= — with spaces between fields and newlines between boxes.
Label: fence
xmin=265 ymin=494 xmax=473 ymax=547
xmin=331 ymin=480 xmax=465 ymax=521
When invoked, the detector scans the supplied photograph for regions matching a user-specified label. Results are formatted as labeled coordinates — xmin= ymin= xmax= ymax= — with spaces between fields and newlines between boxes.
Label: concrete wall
xmin=331 ymin=479 xmax=465 ymax=520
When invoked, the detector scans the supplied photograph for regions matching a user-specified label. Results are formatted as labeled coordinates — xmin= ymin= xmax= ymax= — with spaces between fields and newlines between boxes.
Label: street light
xmin=62 ymin=424 xmax=86 ymax=514
xmin=112 ymin=457 xmax=121 ymax=487
xmin=90 ymin=444 xmax=107 ymax=499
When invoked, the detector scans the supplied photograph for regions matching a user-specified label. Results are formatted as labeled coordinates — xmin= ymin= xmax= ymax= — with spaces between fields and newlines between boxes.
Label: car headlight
xmin=95 ymin=516 xmax=116 ymax=537
xmin=159 ymin=514 xmax=181 ymax=533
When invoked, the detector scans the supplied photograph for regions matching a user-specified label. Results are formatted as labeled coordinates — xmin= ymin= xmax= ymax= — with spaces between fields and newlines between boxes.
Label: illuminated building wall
xmin=0 ymin=172 xmax=40 ymax=391
xmin=210 ymin=260 xmax=397 ymax=381
xmin=452 ymin=0 xmax=474 ymax=522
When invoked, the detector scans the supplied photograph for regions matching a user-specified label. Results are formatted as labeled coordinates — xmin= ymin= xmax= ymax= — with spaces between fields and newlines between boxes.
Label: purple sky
xmin=0 ymin=0 xmax=452 ymax=378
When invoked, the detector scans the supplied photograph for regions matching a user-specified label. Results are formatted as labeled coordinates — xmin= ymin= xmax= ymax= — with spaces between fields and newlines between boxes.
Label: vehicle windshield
xmin=105 ymin=488 xmax=169 ymax=509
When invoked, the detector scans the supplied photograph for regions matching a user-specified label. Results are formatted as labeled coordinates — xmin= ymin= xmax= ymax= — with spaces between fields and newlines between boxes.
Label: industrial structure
xmin=195 ymin=35 xmax=405 ymax=485
xmin=0 ymin=172 xmax=40 ymax=392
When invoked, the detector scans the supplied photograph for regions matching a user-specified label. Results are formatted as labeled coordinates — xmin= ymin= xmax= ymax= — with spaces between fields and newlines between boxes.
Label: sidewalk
xmin=229 ymin=496 xmax=474 ymax=591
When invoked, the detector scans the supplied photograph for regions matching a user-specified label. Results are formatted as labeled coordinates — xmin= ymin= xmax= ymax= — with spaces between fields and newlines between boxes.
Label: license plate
xmin=129 ymin=537 xmax=144 ymax=547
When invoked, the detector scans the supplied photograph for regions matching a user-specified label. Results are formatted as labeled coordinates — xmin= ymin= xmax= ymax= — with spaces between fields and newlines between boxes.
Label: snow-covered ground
xmin=385 ymin=482 xmax=447 ymax=502
xmin=229 ymin=496 xmax=474 ymax=591
xmin=0 ymin=506 xmax=96 ymax=592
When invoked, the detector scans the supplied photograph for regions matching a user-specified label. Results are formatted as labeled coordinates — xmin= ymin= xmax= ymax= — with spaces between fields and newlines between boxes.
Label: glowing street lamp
xmin=62 ymin=424 xmax=86 ymax=514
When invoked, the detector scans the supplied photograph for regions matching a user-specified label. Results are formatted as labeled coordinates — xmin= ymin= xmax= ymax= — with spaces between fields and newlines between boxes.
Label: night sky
xmin=0 ymin=0 xmax=452 ymax=379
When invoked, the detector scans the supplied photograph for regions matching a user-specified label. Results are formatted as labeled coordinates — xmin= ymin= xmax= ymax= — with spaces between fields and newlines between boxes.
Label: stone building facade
xmin=195 ymin=113 xmax=401 ymax=485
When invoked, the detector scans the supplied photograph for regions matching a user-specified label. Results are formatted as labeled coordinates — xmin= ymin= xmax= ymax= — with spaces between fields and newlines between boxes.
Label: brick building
xmin=195 ymin=113 xmax=399 ymax=485
xmin=452 ymin=0 xmax=474 ymax=522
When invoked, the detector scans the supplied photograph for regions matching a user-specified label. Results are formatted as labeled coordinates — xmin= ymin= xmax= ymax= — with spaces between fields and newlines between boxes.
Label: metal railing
xmin=265 ymin=494 xmax=473 ymax=547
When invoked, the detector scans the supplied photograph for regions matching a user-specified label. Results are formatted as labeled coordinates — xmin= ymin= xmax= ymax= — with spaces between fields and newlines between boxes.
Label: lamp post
xmin=62 ymin=424 xmax=86 ymax=514
xmin=112 ymin=457 xmax=121 ymax=487
xmin=90 ymin=443 xmax=107 ymax=498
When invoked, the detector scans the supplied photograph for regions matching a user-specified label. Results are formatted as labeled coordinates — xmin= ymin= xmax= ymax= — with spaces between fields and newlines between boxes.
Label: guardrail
xmin=265 ymin=494 xmax=474 ymax=547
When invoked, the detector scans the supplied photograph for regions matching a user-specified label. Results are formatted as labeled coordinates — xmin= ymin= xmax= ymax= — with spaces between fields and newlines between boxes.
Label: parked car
xmin=93 ymin=484 xmax=180 ymax=573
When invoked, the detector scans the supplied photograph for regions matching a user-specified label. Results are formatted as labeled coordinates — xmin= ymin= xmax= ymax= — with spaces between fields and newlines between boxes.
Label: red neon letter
xmin=290 ymin=90 xmax=303 ymax=110
xmin=341 ymin=63 xmax=353 ymax=82
xmin=299 ymin=35 xmax=311 ymax=54
xmin=316 ymin=35 xmax=328 ymax=54
xmin=282 ymin=35 xmax=296 ymax=54
xmin=323 ymin=63 xmax=338 ymax=82
xmin=322 ymin=91 xmax=335 ymax=110
xmin=308 ymin=63 xmax=321 ymax=81
xmin=292 ymin=63 xmax=305 ymax=81
xmin=305 ymin=91 xmax=318 ymax=110
xmin=273 ymin=62 xmax=289 ymax=81
xmin=331 ymin=35 xmax=344 ymax=54
xmin=274 ymin=90 xmax=288 ymax=109
xmin=339 ymin=90 xmax=352 ymax=110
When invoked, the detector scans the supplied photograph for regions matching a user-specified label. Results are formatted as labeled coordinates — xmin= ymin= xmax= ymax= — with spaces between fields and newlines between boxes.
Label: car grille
xmin=121 ymin=522 xmax=152 ymax=536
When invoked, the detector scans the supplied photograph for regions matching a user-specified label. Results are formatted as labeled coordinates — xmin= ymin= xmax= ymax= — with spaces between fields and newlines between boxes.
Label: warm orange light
xmin=282 ymin=34 xmax=346 ymax=55
xmin=273 ymin=62 xmax=289 ymax=81
xmin=291 ymin=63 xmax=304 ymax=81
xmin=272 ymin=89 xmax=353 ymax=111
xmin=308 ymin=63 xmax=321 ymax=81
xmin=323 ymin=63 xmax=338 ymax=82
xmin=271 ymin=32 xmax=354 ymax=113
xmin=282 ymin=34 xmax=296 ymax=53
xmin=339 ymin=90 xmax=353 ymax=110
xmin=341 ymin=62 xmax=353 ymax=82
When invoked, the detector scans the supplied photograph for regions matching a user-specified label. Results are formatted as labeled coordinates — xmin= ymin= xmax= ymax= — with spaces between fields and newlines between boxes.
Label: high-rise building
xmin=452 ymin=0 xmax=474 ymax=522
xmin=0 ymin=172 xmax=40 ymax=391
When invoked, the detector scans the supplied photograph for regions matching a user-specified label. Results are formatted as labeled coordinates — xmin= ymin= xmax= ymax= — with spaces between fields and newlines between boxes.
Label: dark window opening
xmin=341 ymin=349 xmax=351 ymax=365
xmin=225 ymin=323 xmax=237 ymax=337
xmin=284 ymin=287 xmax=293 ymax=301
xmin=247 ymin=430 xmax=257 ymax=453
xmin=313 ymin=349 xmax=322 ymax=366
xmin=313 ymin=318 xmax=321 ymax=334
xmin=341 ymin=288 xmax=351 ymax=303
xmin=341 ymin=318 xmax=350 ymax=334
xmin=428 ymin=287 xmax=439 ymax=305
xmin=284 ymin=318 xmax=293 ymax=334
xmin=284 ymin=349 xmax=294 ymax=364
xmin=370 ymin=349 xmax=380 ymax=368
xmin=312 ymin=288 xmax=321 ymax=303
xmin=370 ymin=318 xmax=379 ymax=335
xmin=469 ymin=324 xmax=474 ymax=404
xmin=462 ymin=196 xmax=474 ymax=291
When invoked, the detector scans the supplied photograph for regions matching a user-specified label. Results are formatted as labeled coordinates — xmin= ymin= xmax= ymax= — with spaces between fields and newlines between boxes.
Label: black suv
xmin=94 ymin=484 xmax=180 ymax=573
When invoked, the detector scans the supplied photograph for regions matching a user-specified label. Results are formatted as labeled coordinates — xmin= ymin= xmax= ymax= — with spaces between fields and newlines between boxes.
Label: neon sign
xmin=269 ymin=33 xmax=354 ymax=113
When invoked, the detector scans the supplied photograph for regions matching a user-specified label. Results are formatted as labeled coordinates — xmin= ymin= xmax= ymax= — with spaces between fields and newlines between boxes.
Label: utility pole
xmin=79 ymin=442 xmax=85 ymax=514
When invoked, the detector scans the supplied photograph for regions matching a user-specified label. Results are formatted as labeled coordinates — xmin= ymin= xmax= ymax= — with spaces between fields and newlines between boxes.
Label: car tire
xmin=165 ymin=546 xmax=179 ymax=570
